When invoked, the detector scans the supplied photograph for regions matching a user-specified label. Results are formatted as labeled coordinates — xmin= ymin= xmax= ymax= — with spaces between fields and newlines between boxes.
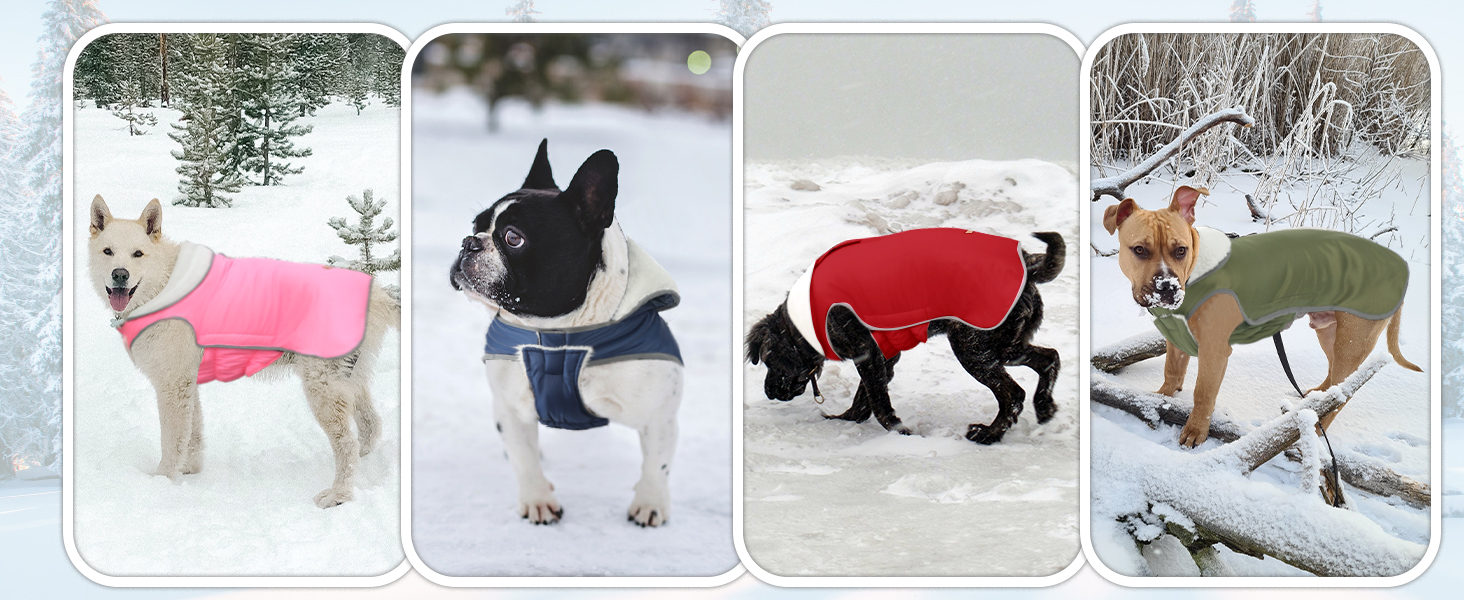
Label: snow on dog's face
xmin=450 ymin=139 xmax=618 ymax=318
xmin=746 ymin=303 xmax=826 ymax=402
xmin=1102 ymin=186 xmax=1205 ymax=309
xmin=87 ymin=195 xmax=173 ymax=316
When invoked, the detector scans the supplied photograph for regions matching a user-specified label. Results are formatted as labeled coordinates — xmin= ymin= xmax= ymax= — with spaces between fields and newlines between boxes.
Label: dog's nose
xmin=462 ymin=236 xmax=483 ymax=253
xmin=111 ymin=268 xmax=129 ymax=285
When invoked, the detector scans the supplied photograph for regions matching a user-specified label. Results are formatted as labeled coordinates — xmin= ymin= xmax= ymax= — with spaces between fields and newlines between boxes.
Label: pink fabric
xmin=118 ymin=254 xmax=373 ymax=383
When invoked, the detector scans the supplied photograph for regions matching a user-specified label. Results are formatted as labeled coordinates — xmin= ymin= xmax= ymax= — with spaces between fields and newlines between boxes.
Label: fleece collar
xmin=784 ymin=256 xmax=823 ymax=355
xmin=110 ymin=241 xmax=214 ymax=328
xmin=1187 ymin=226 xmax=1231 ymax=285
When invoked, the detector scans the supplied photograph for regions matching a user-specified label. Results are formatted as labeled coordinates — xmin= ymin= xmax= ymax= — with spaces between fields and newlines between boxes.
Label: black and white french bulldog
xmin=450 ymin=139 xmax=683 ymax=527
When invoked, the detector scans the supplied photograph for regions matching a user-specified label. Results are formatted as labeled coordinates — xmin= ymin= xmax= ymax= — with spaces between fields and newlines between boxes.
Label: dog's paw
xmin=627 ymin=498 xmax=669 ymax=528
xmin=1178 ymin=417 xmax=1210 ymax=448
xmin=966 ymin=423 xmax=1006 ymax=445
xmin=519 ymin=497 xmax=564 ymax=525
xmin=1034 ymin=396 xmax=1057 ymax=424
xmin=314 ymin=487 xmax=353 ymax=508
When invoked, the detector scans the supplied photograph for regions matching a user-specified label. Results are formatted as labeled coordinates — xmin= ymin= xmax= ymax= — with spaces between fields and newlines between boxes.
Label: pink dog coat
xmin=116 ymin=243 xmax=373 ymax=383
xmin=786 ymin=228 xmax=1028 ymax=360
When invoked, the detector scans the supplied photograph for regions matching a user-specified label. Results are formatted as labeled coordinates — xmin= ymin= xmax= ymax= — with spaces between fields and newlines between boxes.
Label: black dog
xmin=745 ymin=232 xmax=1065 ymax=444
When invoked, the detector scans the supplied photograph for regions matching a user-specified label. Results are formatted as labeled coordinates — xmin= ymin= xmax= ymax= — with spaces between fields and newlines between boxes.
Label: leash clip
xmin=808 ymin=366 xmax=824 ymax=404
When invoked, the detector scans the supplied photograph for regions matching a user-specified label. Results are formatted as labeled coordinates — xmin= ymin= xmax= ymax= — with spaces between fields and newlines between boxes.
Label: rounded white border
xmin=397 ymin=22 xmax=747 ymax=588
xmin=61 ymin=22 xmax=413 ymax=588
xmin=1078 ymin=22 xmax=1444 ymax=587
xmin=731 ymin=22 xmax=1088 ymax=588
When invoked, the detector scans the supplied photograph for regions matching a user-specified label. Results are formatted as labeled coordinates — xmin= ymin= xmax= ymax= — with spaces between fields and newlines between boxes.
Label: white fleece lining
xmin=1187 ymin=226 xmax=1232 ymax=285
xmin=124 ymin=241 xmax=214 ymax=320
xmin=612 ymin=237 xmax=679 ymax=322
xmin=785 ymin=257 xmax=822 ymax=355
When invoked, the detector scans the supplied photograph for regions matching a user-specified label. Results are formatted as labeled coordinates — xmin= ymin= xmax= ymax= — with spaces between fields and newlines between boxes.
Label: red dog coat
xmin=786 ymin=228 xmax=1028 ymax=360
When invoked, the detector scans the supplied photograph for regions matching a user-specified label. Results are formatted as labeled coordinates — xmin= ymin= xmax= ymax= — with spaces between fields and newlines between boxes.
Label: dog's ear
xmin=745 ymin=317 xmax=771 ymax=365
xmin=1170 ymin=186 xmax=1205 ymax=224
xmin=562 ymin=149 xmax=618 ymax=233
xmin=89 ymin=195 xmax=113 ymax=237
xmin=1102 ymin=198 xmax=1138 ymax=235
xmin=521 ymin=138 xmax=557 ymax=190
xmin=140 ymin=198 xmax=163 ymax=242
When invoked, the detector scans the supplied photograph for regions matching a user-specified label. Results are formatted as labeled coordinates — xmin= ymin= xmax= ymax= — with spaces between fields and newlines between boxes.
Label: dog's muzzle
xmin=1141 ymin=276 xmax=1185 ymax=309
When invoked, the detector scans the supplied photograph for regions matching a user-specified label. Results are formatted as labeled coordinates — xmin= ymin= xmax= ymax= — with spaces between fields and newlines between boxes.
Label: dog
xmin=746 ymin=228 xmax=1066 ymax=444
xmin=449 ymin=140 xmax=683 ymax=527
xmin=88 ymin=195 xmax=400 ymax=508
xmin=1102 ymin=185 xmax=1421 ymax=449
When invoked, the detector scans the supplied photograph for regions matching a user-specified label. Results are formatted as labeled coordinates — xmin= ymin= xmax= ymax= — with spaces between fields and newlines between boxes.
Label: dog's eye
xmin=1173 ymin=247 xmax=1187 ymax=260
xmin=133 ymin=250 xmax=144 ymax=258
xmin=503 ymin=227 xmax=525 ymax=249
xmin=103 ymin=248 xmax=113 ymax=256
xmin=1130 ymin=246 xmax=1148 ymax=259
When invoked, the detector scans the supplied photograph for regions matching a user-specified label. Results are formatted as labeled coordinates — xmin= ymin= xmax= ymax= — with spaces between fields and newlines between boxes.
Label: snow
xmin=741 ymin=158 xmax=1081 ymax=576
xmin=408 ymin=89 xmax=737 ymax=577
xmin=69 ymin=101 xmax=403 ymax=576
xmin=1088 ymin=150 xmax=1433 ymax=576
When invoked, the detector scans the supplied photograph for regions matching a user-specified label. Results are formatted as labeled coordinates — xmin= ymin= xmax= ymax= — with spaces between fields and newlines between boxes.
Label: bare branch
xmin=1091 ymin=108 xmax=1256 ymax=202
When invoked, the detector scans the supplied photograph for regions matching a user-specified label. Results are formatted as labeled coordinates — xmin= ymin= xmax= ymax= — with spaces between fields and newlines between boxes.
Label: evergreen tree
xmin=369 ymin=36 xmax=405 ymax=108
xmin=236 ymin=33 xmax=313 ymax=186
xmin=73 ymin=33 xmax=119 ymax=107
xmin=715 ymin=0 xmax=772 ymax=38
xmin=169 ymin=33 xmax=241 ymax=208
xmin=327 ymin=189 xmax=400 ymax=274
xmin=506 ymin=0 xmax=540 ymax=23
xmin=1307 ymin=1 xmax=1323 ymax=22
xmin=292 ymin=33 xmax=349 ymax=116
xmin=1228 ymin=0 xmax=1257 ymax=22
xmin=13 ymin=0 xmax=108 ymax=471
xmin=110 ymin=77 xmax=158 ymax=135
xmin=1442 ymin=130 xmax=1464 ymax=416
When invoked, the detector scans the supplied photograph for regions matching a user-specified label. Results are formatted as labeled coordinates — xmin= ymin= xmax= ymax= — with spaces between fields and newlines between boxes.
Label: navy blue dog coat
xmin=482 ymin=239 xmax=682 ymax=430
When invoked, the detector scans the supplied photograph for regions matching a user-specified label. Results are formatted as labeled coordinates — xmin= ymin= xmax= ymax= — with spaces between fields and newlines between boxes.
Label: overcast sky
xmin=743 ymin=33 xmax=1077 ymax=163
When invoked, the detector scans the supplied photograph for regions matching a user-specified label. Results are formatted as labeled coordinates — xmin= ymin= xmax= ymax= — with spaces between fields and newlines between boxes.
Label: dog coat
xmin=1148 ymin=227 xmax=1409 ymax=357
xmin=482 ymin=238 xmax=681 ymax=430
xmin=116 ymin=242 xmax=374 ymax=383
xmin=786 ymin=228 xmax=1028 ymax=361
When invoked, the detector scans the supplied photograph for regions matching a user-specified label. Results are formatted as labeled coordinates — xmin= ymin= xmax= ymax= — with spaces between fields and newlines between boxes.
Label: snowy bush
xmin=109 ymin=79 xmax=157 ymax=136
xmin=327 ymin=188 xmax=400 ymax=274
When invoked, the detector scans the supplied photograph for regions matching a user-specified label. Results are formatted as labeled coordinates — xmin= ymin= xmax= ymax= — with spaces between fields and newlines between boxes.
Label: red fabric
xmin=119 ymin=255 xmax=372 ymax=384
xmin=809 ymin=228 xmax=1026 ymax=360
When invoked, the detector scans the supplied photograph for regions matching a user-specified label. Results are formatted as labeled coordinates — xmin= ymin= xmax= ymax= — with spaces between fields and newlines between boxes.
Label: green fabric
xmin=1149 ymin=228 xmax=1409 ymax=357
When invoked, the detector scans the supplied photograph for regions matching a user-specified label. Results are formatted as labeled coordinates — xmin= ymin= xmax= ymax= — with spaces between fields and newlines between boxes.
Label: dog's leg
xmin=1307 ymin=315 xmax=1339 ymax=394
xmin=628 ymin=414 xmax=677 ymax=527
xmin=181 ymin=391 xmax=204 ymax=474
xmin=1012 ymin=345 xmax=1060 ymax=424
xmin=153 ymin=379 xmax=196 ymax=479
xmin=301 ymin=373 xmax=359 ymax=508
xmin=1158 ymin=340 xmax=1189 ymax=396
xmin=1181 ymin=294 xmax=1245 ymax=448
xmin=825 ymin=307 xmax=909 ymax=434
xmin=353 ymin=387 xmax=381 ymax=457
xmin=825 ymin=354 xmax=898 ymax=423
xmin=1316 ymin=313 xmax=1388 ymax=431
xmin=961 ymin=363 xmax=1026 ymax=445
xmin=488 ymin=361 xmax=562 ymax=524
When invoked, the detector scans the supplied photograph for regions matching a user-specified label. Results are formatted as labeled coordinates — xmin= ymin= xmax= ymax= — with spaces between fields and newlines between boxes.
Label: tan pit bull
xmin=1102 ymin=185 xmax=1420 ymax=448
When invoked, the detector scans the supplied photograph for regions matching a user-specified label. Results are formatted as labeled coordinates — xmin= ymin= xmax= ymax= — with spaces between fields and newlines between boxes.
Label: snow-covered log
xmin=1091 ymin=108 xmax=1255 ymax=202
xmin=1091 ymin=331 xmax=1168 ymax=373
xmin=1097 ymin=360 xmax=1427 ymax=576
xmin=1091 ymin=373 xmax=1247 ymax=443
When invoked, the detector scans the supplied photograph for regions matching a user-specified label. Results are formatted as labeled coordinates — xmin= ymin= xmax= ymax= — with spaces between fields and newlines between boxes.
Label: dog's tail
xmin=1025 ymin=232 xmax=1066 ymax=284
xmin=1387 ymin=308 xmax=1422 ymax=372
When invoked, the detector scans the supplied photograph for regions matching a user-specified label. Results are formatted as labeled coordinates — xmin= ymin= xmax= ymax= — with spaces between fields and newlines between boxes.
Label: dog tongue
xmin=109 ymin=288 xmax=131 ymax=312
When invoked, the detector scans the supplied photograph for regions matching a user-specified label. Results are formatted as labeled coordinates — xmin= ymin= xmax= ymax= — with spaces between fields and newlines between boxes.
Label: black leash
xmin=1272 ymin=332 xmax=1345 ymax=508
xmin=807 ymin=365 xmax=824 ymax=404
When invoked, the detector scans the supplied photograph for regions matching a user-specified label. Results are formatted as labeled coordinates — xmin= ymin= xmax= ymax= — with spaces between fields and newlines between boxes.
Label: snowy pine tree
xmin=327 ymin=189 xmax=400 ymax=274
xmin=369 ymin=37 xmax=405 ymax=108
xmin=169 ymin=33 xmax=241 ymax=208
xmin=506 ymin=0 xmax=540 ymax=23
xmin=715 ymin=0 xmax=772 ymax=38
xmin=292 ymin=33 xmax=349 ymax=116
xmin=11 ymin=0 xmax=108 ymax=471
xmin=1307 ymin=1 xmax=1323 ymax=22
xmin=110 ymin=78 xmax=158 ymax=135
xmin=1442 ymin=130 xmax=1464 ymax=416
xmin=237 ymin=33 xmax=313 ymax=186
xmin=1228 ymin=0 xmax=1257 ymax=22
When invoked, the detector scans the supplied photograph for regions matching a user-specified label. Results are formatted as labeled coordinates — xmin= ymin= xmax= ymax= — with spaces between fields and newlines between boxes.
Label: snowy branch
xmin=1091 ymin=108 xmax=1255 ymax=202
xmin=1091 ymin=331 xmax=1168 ymax=373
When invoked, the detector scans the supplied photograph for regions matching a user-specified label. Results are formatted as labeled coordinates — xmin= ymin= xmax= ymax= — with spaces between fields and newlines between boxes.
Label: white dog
xmin=87 ymin=195 xmax=399 ymax=508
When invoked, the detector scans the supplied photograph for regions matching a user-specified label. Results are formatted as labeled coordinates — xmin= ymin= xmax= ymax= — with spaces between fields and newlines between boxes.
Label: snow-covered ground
xmin=408 ymin=89 xmax=738 ymax=577
xmin=69 ymin=101 xmax=404 ymax=576
xmin=741 ymin=158 xmax=1082 ymax=577
xmin=1088 ymin=153 xmax=1433 ymax=577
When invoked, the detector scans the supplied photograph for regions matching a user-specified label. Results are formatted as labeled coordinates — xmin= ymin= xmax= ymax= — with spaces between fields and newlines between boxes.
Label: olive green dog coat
xmin=1149 ymin=227 xmax=1409 ymax=357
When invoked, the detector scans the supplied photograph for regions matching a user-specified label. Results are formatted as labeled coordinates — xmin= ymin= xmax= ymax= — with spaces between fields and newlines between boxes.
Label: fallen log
xmin=1092 ymin=108 xmax=1256 ymax=202
xmin=1091 ymin=331 xmax=1168 ymax=373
